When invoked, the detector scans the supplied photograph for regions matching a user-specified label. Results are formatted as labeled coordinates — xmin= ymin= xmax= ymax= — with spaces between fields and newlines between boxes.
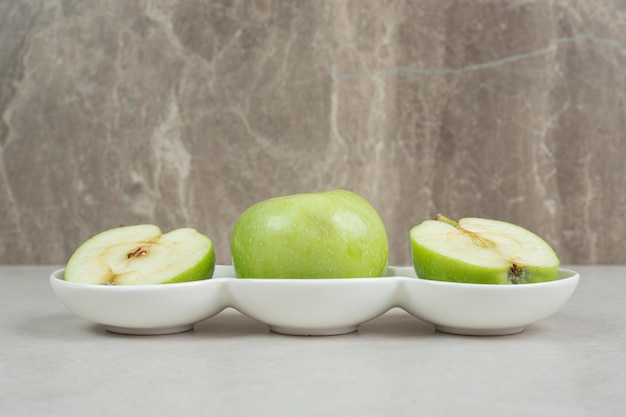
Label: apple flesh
xmin=65 ymin=225 xmax=215 ymax=285
xmin=231 ymin=190 xmax=389 ymax=278
xmin=410 ymin=215 xmax=559 ymax=284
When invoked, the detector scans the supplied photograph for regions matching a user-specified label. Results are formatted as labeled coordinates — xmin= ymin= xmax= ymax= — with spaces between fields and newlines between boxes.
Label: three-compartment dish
xmin=50 ymin=265 xmax=579 ymax=336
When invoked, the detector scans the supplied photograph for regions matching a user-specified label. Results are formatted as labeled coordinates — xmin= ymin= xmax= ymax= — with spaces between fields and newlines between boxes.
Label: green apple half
xmin=65 ymin=225 xmax=215 ymax=285
xmin=231 ymin=189 xmax=389 ymax=278
xmin=410 ymin=215 xmax=559 ymax=284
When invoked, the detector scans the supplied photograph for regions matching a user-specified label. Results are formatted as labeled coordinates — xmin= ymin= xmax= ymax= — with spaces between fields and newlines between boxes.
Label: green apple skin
xmin=65 ymin=225 xmax=215 ymax=285
xmin=231 ymin=190 xmax=389 ymax=278
xmin=411 ymin=242 xmax=556 ymax=285
xmin=410 ymin=217 xmax=560 ymax=285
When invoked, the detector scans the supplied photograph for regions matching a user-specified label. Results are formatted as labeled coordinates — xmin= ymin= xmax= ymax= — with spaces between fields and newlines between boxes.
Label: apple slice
xmin=65 ymin=225 xmax=215 ymax=285
xmin=410 ymin=215 xmax=559 ymax=284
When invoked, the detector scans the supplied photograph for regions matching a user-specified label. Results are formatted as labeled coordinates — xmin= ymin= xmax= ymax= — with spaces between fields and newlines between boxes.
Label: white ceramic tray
xmin=50 ymin=265 xmax=579 ymax=336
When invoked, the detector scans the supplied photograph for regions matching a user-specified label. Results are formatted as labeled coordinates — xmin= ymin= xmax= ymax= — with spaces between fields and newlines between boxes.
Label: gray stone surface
xmin=1 ymin=0 xmax=625 ymax=264
xmin=1 ymin=265 xmax=625 ymax=416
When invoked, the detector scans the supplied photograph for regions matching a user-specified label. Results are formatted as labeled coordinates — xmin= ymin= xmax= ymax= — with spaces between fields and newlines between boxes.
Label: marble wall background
xmin=1 ymin=0 xmax=625 ymax=266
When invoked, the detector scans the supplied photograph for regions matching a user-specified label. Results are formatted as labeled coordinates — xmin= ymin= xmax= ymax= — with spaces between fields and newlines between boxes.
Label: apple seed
xmin=127 ymin=246 xmax=149 ymax=259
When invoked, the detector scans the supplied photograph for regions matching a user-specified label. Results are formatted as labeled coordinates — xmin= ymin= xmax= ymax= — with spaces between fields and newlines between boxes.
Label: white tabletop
xmin=1 ymin=265 xmax=624 ymax=417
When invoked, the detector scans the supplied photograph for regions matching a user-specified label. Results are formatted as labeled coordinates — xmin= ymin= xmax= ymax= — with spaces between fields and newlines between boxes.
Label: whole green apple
xmin=410 ymin=215 xmax=560 ymax=284
xmin=231 ymin=190 xmax=389 ymax=278
xmin=65 ymin=225 xmax=215 ymax=285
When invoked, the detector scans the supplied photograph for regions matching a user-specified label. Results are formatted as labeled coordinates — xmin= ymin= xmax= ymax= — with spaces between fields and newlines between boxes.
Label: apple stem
xmin=435 ymin=214 xmax=496 ymax=249
xmin=435 ymin=214 xmax=459 ymax=228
